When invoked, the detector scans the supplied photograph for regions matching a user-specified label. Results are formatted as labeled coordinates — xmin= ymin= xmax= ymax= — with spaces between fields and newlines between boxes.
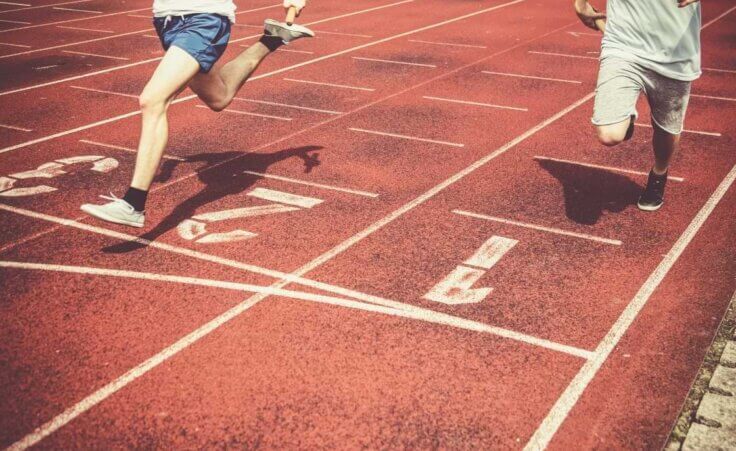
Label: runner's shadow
xmin=536 ymin=158 xmax=642 ymax=225
xmin=103 ymin=145 xmax=322 ymax=253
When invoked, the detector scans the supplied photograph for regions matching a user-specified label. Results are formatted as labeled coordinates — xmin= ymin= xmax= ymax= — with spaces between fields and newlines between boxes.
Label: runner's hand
xmin=677 ymin=0 xmax=699 ymax=7
xmin=574 ymin=0 xmax=606 ymax=31
xmin=284 ymin=0 xmax=306 ymax=15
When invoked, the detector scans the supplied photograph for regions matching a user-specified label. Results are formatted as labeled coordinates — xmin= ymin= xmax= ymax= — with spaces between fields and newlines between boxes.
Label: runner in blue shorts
xmin=81 ymin=0 xmax=314 ymax=228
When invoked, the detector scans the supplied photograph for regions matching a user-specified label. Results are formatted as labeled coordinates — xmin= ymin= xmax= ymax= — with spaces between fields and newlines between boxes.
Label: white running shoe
xmin=263 ymin=19 xmax=315 ymax=44
xmin=81 ymin=194 xmax=145 ymax=228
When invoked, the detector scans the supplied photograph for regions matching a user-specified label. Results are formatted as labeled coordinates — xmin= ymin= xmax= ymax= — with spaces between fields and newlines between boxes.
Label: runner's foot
xmin=263 ymin=19 xmax=315 ymax=44
xmin=81 ymin=194 xmax=145 ymax=228
xmin=637 ymin=170 xmax=667 ymax=211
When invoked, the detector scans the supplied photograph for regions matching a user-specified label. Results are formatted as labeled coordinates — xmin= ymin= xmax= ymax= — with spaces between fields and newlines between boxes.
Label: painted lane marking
xmin=528 ymin=50 xmax=598 ymax=60
xmin=566 ymin=30 xmax=601 ymax=37
xmin=691 ymin=93 xmax=736 ymax=102
xmin=0 ymin=18 xmax=31 ymax=24
xmin=526 ymin=163 xmax=736 ymax=449
xmin=453 ymin=210 xmax=622 ymax=246
xmin=0 ymin=27 xmax=150 ymax=59
xmin=57 ymin=25 xmax=113 ymax=33
xmin=0 ymin=1 xmax=31 ymax=6
xmin=481 ymin=70 xmax=582 ymax=84
xmin=409 ymin=39 xmax=487 ymax=49
xmin=0 ymin=6 xmax=147 ymax=31
xmin=703 ymin=67 xmax=736 ymax=74
xmin=423 ymin=95 xmax=527 ymax=112
xmin=277 ymin=48 xmax=314 ymax=54
xmin=311 ymin=29 xmax=372 ymax=38
xmin=0 ymin=0 xmax=89 ymax=14
xmin=242 ymin=171 xmax=379 ymax=198
xmin=424 ymin=235 xmax=518 ymax=305
xmin=126 ymin=13 xmax=150 ymax=18
xmin=284 ymin=77 xmax=375 ymax=91
xmin=701 ymin=4 xmax=736 ymax=29
xmin=196 ymin=105 xmax=292 ymax=121
xmin=78 ymin=139 xmax=185 ymax=161
xmin=533 ymin=156 xmax=685 ymax=182
xmin=352 ymin=56 xmax=437 ymax=68
xmin=634 ymin=122 xmax=722 ymax=137
xmin=192 ymin=204 xmax=299 ymax=222
xmin=246 ymin=187 xmax=323 ymax=208
xmin=349 ymin=127 xmax=464 ymax=147
xmin=0 ymin=155 xmax=118 ymax=197
xmin=52 ymin=6 xmax=101 ymax=13
xmin=62 ymin=50 xmax=129 ymax=60
xmin=0 ymin=123 xmax=31 ymax=131
xmin=0 ymin=41 xmax=29 ymax=47
xmin=71 ymin=85 xmax=137 ymax=98
xmin=34 ymin=64 xmax=58 ymax=70
xmin=233 ymin=97 xmax=342 ymax=115
xmin=0 ymin=57 xmax=162 ymax=97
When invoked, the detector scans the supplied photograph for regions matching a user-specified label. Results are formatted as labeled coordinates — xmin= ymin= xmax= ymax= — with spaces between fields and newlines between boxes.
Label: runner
xmin=81 ymin=0 xmax=314 ymax=227
xmin=574 ymin=0 xmax=701 ymax=211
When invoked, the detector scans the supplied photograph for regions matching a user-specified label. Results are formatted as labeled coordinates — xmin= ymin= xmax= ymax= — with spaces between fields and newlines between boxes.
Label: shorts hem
xmin=591 ymin=110 xmax=638 ymax=127
xmin=650 ymin=115 xmax=683 ymax=136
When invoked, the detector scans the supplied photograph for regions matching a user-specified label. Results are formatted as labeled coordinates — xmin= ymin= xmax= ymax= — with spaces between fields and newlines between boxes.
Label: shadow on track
xmin=537 ymin=157 xmax=642 ymax=225
xmin=103 ymin=145 xmax=322 ymax=254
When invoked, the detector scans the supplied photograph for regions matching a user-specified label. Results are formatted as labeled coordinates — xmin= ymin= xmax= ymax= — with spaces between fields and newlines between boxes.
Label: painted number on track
xmin=0 ymin=155 xmax=118 ymax=197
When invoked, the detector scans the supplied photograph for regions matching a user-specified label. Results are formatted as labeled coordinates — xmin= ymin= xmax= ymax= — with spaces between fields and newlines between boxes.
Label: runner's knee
xmin=597 ymin=124 xmax=627 ymax=147
xmin=138 ymin=91 xmax=168 ymax=115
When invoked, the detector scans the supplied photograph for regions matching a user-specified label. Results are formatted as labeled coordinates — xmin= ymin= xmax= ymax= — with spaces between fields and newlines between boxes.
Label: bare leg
xmin=596 ymin=116 xmax=632 ymax=147
xmin=130 ymin=46 xmax=200 ymax=191
xmin=652 ymin=121 xmax=679 ymax=175
xmin=189 ymin=41 xmax=271 ymax=111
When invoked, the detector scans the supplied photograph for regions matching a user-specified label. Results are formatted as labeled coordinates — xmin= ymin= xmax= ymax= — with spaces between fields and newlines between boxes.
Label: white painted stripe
xmin=0 ymin=2 xmax=31 ymax=6
xmin=701 ymin=4 xmax=736 ymax=29
xmin=277 ymin=48 xmax=313 ymax=54
xmin=0 ymin=41 xmax=29 ymax=47
xmin=78 ymin=139 xmax=185 ymax=161
xmin=0 ymin=27 xmax=149 ymax=59
xmin=0 ymin=123 xmax=31 ymax=131
xmin=52 ymin=6 xmax=101 ymax=13
xmin=0 ymin=0 xmax=89 ymax=14
xmin=233 ymin=97 xmax=342 ymax=115
xmin=0 ymin=6 xmax=147 ymax=32
xmin=464 ymin=235 xmax=519 ymax=270
xmin=453 ymin=210 xmax=622 ymax=246
xmin=352 ymin=56 xmax=436 ymax=68
xmin=242 ymin=171 xmax=379 ymax=198
xmin=528 ymin=50 xmax=598 ymax=60
xmin=57 ymin=25 xmax=113 ymax=33
xmin=703 ymin=67 xmax=736 ymax=74
xmin=63 ymin=50 xmax=128 ymax=60
xmin=349 ymin=127 xmax=464 ymax=147
xmin=525 ymin=163 xmax=736 ymax=450
xmin=126 ymin=13 xmax=150 ymax=18
xmin=0 ymin=18 xmax=31 ymax=24
xmin=284 ymin=77 xmax=375 ymax=91
xmin=196 ymin=105 xmax=292 ymax=121
xmin=140 ymin=33 xmax=158 ymax=38
xmin=409 ymin=39 xmax=487 ymax=49
xmin=533 ymin=156 xmax=685 ymax=182
xmin=691 ymin=93 xmax=736 ymax=102
xmin=635 ymin=122 xmax=722 ymax=137
xmin=193 ymin=204 xmax=298 ymax=222
xmin=481 ymin=70 xmax=582 ymax=84
xmin=311 ymin=29 xmax=372 ymax=38
xmin=247 ymin=187 xmax=323 ymax=208
xmin=71 ymin=85 xmax=136 ymax=98
xmin=423 ymin=95 xmax=527 ymax=112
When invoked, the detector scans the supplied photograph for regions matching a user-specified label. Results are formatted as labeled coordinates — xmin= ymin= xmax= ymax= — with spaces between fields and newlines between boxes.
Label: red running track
xmin=1 ymin=0 xmax=735 ymax=448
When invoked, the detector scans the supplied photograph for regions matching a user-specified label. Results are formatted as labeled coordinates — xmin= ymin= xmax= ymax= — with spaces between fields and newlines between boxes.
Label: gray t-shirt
xmin=601 ymin=0 xmax=701 ymax=81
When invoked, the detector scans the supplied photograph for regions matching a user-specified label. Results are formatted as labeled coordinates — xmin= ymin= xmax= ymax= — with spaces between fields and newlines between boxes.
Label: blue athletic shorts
xmin=153 ymin=14 xmax=231 ymax=73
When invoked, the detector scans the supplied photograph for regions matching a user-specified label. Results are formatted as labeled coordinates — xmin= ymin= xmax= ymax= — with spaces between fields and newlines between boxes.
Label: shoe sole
xmin=637 ymin=201 xmax=663 ymax=212
xmin=80 ymin=204 xmax=144 ymax=228
xmin=264 ymin=19 xmax=315 ymax=39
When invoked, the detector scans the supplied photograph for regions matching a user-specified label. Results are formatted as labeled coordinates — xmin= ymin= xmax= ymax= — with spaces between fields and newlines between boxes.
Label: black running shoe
xmin=638 ymin=170 xmax=667 ymax=211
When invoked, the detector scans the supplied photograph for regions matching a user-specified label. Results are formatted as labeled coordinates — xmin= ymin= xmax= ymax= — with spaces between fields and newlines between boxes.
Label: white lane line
xmin=349 ymin=127 xmax=464 ymax=147
xmin=0 ymin=18 xmax=31 ymax=24
xmin=277 ymin=48 xmax=313 ymax=54
xmin=0 ymin=56 xmax=161 ymax=97
xmin=62 ymin=50 xmax=129 ymax=60
xmin=409 ymin=39 xmax=487 ymax=49
xmin=533 ymin=156 xmax=685 ymax=182
xmin=0 ymin=0 xmax=89 ymax=14
xmin=528 ymin=50 xmax=598 ymax=60
xmin=0 ymin=27 xmax=149 ymax=59
xmin=0 ymin=6 xmax=147 ymax=32
xmin=284 ymin=77 xmax=375 ymax=91
xmin=57 ymin=25 xmax=113 ymax=33
xmin=247 ymin=187 xmax=323 ymax=207
xmin=481 ymin=70 xmax=582 ymax=84
xmin=453 ymin=210 xmax=622 ymax=246
xmin=78 ymin=139 xmax=185 ymax=161
xmin=71 ymin=85 xmax=137 ymax=98
xmin=704 ymin=67 xmax=736 ymax=74
xmin=233 ymin=97 xmax=342 ymax=115
xmin=702 ymin=4 xmax=736 ymax=29
xmin=52 ymin=6 xmax=101 ymax=13
xmin=635 ymin=122 xmax=722 ymax=137
xmin=352 ymin=56 xmax=436 ymax=68
xmin=0 ymin=1 xmax=31 ymax=6
xmin=691 ymin=93 xmax=736 ymax=102
xmin=0 ymin=0 xmax=524 ymax=153
xmin=525 ymin=163 xmax=736 ymax=450
xmin=126 ymin=13 xmax=151 ymax=18
xmin=423 ymin=95 xmax=528 ymax=112
xmin=195 ymin=105 xmax=292 ymax=121
xmin=0 ymin=41 xmax=29 ymax=47
xmin=310 ymin=29 xmax=372 ymax=38
xmin=242 ymin=170 xmax=379 ymax=198
xmin=0 ymin=123 xmax=31 ymax=131
xmin=140 ymin=33 xmax=158 ymax=38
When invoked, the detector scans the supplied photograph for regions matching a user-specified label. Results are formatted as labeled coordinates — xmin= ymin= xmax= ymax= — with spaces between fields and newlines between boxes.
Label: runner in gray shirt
xmin=574 ymin=0 xmax=701 ymax=211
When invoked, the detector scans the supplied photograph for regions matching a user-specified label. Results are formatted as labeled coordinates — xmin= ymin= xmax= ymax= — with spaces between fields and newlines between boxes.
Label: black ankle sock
xmin=259 ymin=34 xmax=284 ymax=52
xmin=123 ymin=187 xmax=148 ymax=212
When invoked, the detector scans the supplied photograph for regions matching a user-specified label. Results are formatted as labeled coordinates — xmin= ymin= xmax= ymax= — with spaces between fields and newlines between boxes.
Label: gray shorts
xmin=592 ymin=55 xmax=692 ymax=135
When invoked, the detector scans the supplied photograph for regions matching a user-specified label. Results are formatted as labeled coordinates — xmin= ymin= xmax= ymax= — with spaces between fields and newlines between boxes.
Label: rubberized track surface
xmin=1 ymin=0 xmax=735 ymax=448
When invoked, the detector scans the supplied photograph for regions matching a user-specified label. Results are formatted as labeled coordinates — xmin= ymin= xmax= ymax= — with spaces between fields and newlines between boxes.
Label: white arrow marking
xmin=10 ymin=162 xmax=66 ymax=179
xmin=91 ymin=157 xmax=118 ymax=173
xmin=0 ymin=185 xmax=57 ymax=197
xmin=196 ymin=230 xmax=257 ymax=244
xmin=246 ymin=187 xmax=324 ymax=208
xmin=192 ymin=204 xmax=299 ymax=222
xmin=464 ymin=235 xmax=518 ymax=269
xmin=177 ymin=219 xmax=208 ymax=241
xmin=423 ymin=266 xmax=493 ymax=305
xmin=0 ymin=176 xmax=16 ymax=192
xmin=55 ymin=155 xmax=103 ymax=165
